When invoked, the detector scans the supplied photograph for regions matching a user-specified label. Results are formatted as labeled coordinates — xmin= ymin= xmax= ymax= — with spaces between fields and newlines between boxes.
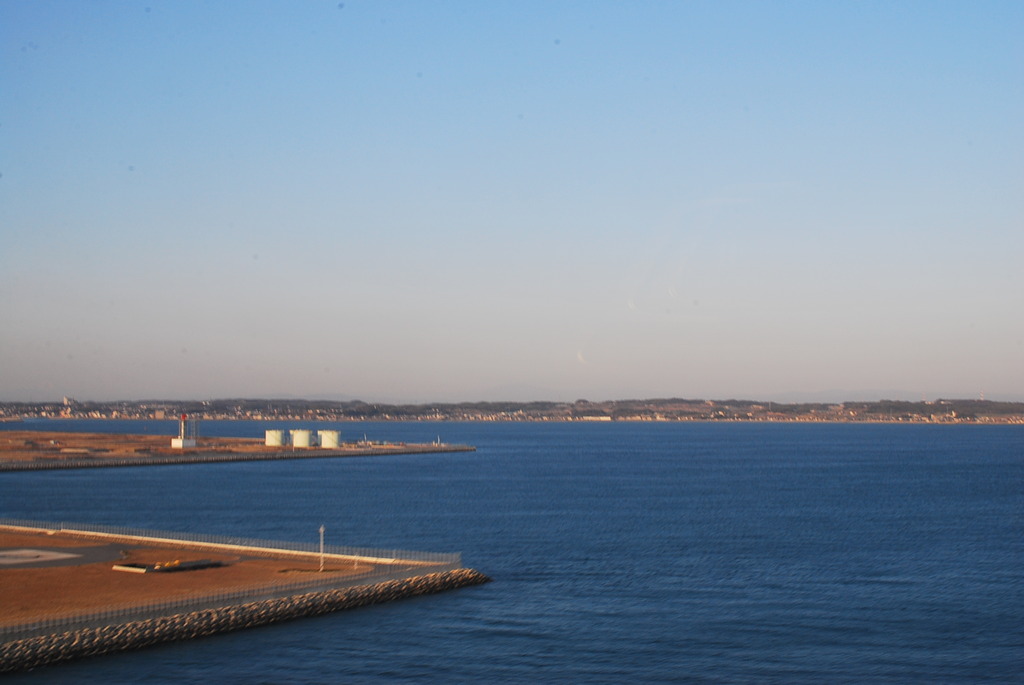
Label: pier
xmin=0 ymin=431 xmax=476 ymax=472
xmin=0 ymin=522 xmax=489 ymax=673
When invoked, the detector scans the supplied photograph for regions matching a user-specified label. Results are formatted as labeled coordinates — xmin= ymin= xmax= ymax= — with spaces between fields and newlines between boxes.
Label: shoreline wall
xmin=0 ymin=568 xmax=491 ymax=674
xmin=0 ymin=444 xmax=476 ymax=472
xmin=0 ymin=521 xmax=459 ymax=568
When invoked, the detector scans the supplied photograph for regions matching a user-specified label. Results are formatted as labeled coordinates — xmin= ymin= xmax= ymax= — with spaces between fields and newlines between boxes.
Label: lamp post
xmin=319 ymin=524 xmax=325 ymax=572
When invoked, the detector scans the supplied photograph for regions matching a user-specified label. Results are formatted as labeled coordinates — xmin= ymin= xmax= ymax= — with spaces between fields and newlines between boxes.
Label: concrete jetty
xmin=0 ymin=568 xmax=491 ymax=673
xmin=0 ymin=431 xmax=476 ymax=472
xmin=0 ymin=523 xmax=491 ymax=673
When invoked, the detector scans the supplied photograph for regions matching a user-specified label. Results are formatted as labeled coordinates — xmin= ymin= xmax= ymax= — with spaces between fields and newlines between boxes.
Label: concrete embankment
xmin=0 ymin=444 xmax=476 ymax=472
xmin=0 ymin=568 xmax=490 ymax=674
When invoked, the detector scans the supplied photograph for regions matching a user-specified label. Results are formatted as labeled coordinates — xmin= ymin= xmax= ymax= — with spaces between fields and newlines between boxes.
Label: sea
xmin=1 ymin=419 xmax=1021 ymax=683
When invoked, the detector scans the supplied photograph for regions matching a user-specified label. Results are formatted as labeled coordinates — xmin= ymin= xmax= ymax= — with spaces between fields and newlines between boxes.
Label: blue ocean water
xmin=1 ymin=420 xmax=1021 ymax=683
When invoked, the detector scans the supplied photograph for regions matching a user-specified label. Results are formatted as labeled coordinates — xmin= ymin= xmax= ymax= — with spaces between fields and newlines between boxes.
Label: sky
xmin=1 ymin=1 xmax=1022 ymax=404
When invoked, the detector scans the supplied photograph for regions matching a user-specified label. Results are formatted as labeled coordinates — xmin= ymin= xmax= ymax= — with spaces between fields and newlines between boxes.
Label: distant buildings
xmin=2 ymin=398 xmax=1022 ymax=424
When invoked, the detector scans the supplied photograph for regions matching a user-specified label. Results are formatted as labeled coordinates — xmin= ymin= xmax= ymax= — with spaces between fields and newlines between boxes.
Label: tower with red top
xmin=170 ymin=413 xmax=198 ymax=449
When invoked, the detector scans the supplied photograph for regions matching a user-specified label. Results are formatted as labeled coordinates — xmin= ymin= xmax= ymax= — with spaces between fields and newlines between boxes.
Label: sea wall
xmin=0 ymin=568 xmax=490 ymax=674
xmin=0 ymin=444 xmax=476 ymax=472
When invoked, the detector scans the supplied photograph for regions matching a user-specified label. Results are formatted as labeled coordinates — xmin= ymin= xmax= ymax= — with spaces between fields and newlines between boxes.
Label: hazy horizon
xmin=7 ymin=390 xmax=1018 ymax=407
xmin=3 ymin=2 xmax=1022 ymax=404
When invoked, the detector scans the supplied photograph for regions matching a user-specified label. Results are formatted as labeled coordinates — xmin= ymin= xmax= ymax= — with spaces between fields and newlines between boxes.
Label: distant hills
xmin=3 ymin=397 xmax=1023 ymax=424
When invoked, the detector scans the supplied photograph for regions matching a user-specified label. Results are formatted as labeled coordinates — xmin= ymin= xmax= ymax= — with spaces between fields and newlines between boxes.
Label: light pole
xmin=319 ymin=524 xmax=325 ymax=572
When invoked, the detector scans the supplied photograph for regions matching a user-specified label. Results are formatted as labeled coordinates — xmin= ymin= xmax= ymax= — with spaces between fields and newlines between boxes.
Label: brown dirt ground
xmin=0 ymin=529 xmax=378 ymax=625
xmin=0 ymin=431 xmax=308 ymax=463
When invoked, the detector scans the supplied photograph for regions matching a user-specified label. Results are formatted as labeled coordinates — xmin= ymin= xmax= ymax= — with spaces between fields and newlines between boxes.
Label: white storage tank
xmin=319 ymin=430 xmax=341 ymax=449
xmin=265 ymin=430 xmax=288 ymax=447
xmin=291 ymin=429 xmax=315 ymax=448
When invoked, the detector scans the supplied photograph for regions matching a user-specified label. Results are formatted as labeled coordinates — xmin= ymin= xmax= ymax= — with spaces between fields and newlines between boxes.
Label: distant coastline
xmin=2 ymin=398 xmax=1023 ymax=425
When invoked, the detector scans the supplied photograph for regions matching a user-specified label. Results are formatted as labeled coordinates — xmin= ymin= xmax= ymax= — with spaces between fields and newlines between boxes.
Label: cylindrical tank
xmin=319 ymin=430 xmax=341 ymax=448
xmin=265 ymin=430 xmax=287 ymax=447
xmin=291 ymin=429 xmax=314 ymax=448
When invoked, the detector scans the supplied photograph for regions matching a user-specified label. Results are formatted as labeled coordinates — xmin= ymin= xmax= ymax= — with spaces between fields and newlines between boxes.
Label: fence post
xmin=1 ymin=519 xmax=463 ymax=643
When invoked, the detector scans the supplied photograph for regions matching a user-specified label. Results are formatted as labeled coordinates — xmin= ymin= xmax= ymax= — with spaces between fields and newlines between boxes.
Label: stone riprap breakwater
xmin=0 ymin=568 xmax=491 ymax=674
xmin=0 ymin=442 xmax=477 ymax=472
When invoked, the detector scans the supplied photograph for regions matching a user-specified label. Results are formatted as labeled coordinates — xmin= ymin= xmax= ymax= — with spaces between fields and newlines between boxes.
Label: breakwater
xmin=0 ymin=568 xmax=490 ymax=674
xmin=0 ymin=443 xmax=476 ymax=472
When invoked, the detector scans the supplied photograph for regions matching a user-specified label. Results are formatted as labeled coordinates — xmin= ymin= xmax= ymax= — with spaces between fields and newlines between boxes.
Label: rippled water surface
xmin=2 ymin=420 xmax=1021 ymax=683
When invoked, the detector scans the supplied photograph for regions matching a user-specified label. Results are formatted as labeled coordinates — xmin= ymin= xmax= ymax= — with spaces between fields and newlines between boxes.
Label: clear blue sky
xmin=2 ymin=1 xmax=1022 ymax=403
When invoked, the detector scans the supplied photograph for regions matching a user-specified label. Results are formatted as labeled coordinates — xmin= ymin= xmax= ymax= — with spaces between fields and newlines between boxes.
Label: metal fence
xmin=0 ymin=519 xmax=462 ymax=643
xmin=0 ymin=518 xmax=459 ymax=564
